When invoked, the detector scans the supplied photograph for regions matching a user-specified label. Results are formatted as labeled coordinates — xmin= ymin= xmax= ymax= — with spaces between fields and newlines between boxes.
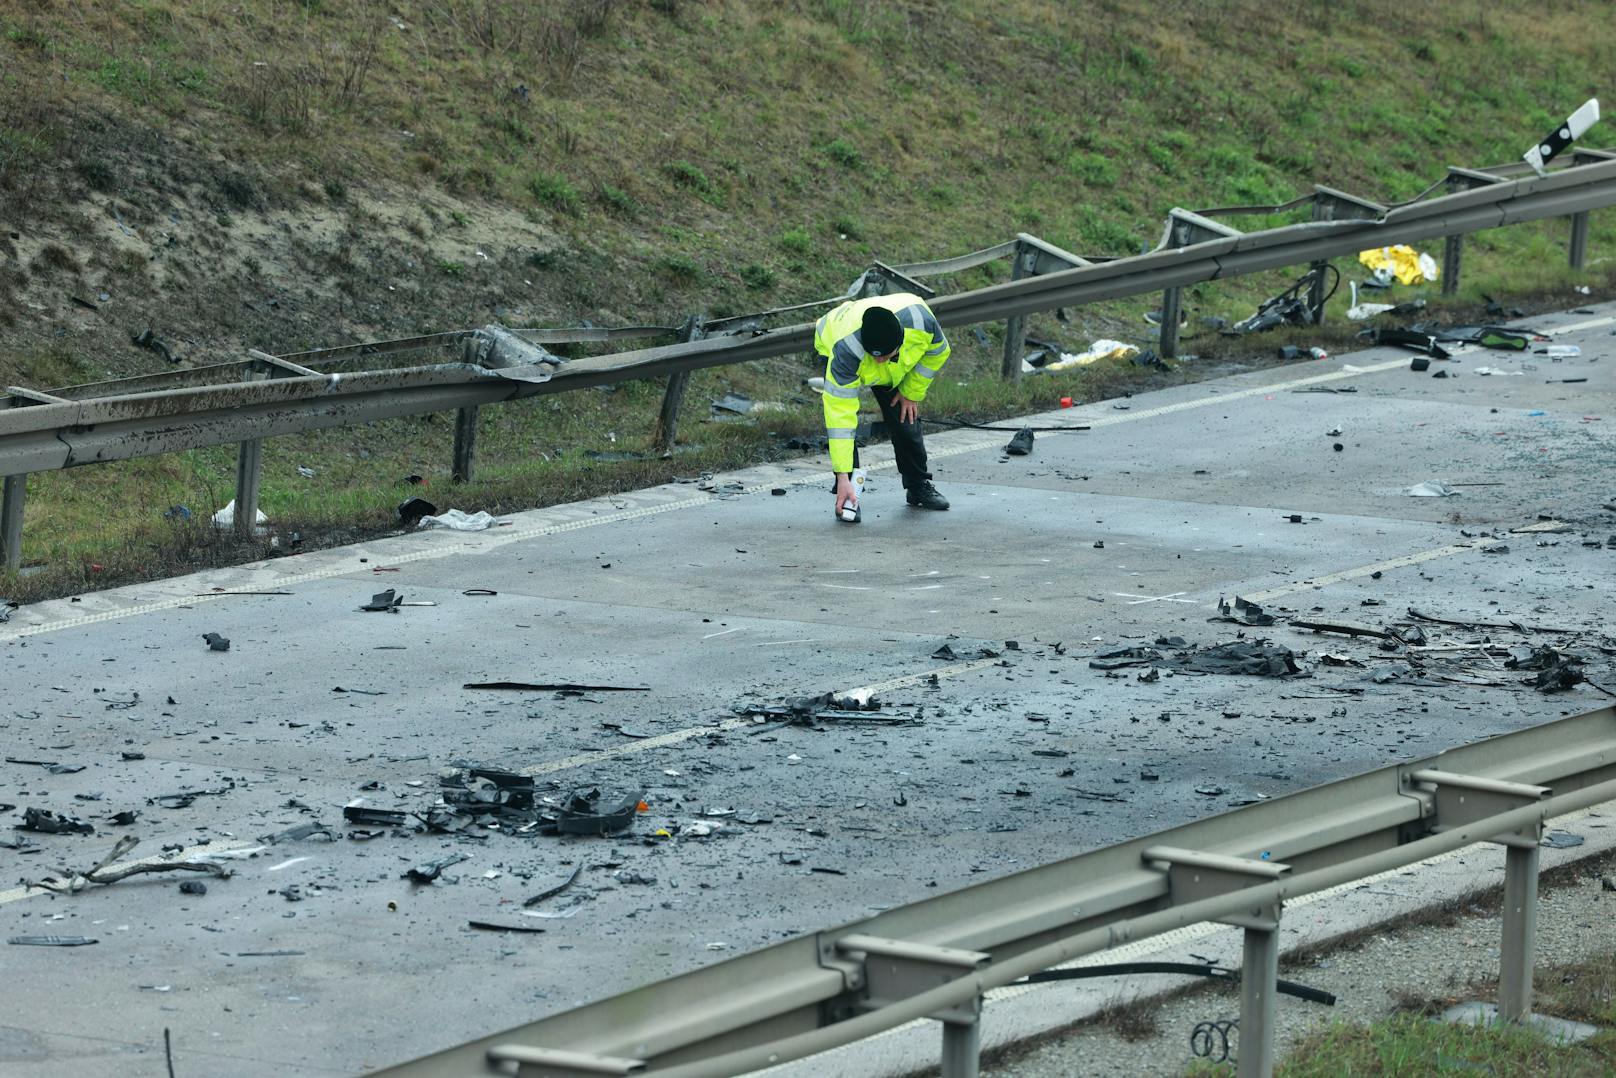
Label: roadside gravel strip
xmin=966 ymin=835 xmax=1615 ymax=1078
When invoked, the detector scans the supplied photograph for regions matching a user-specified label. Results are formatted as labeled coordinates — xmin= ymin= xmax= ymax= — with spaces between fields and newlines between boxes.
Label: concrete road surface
xmin=2 ymin=304 xmax=1614 ymax=1076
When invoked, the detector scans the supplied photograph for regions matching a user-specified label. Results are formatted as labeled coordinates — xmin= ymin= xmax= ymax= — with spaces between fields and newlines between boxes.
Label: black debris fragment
xmin=180 ymin=880 xmax=208 ymax=895
xmin=342 ymin=805 xmax=407 ymax=827
xmin=397 ymin=497 xmax=438 ymax=527
xmin=130 ymin=327 xmax=177 ymax=363
xmin=403 ymin=852 xmax=470 ymax=884
xmin=361 ymin=589 xmax=403 ymax=613
xmin=1004 ymin=428 xmax=1035 ymax=456
xmin=1368 ymin=327 xmax=1451 ymax=358
xmin=468 ymin=920 xmax=546 ymax=934
xmin=19 ymin=808 xmax=94 ymax=835
xmin=1506 ymin=646 xmax=1586 ymax=693
xmin=553 ymin=788 xmax=643 ymax=836
xmin=1213 ymin=596 xmax=1276 ymax=626
xmin=739 ymin=692 xmax=915 ymax=726
xmin=1288 ymin=618 xmax=1391 ymax=640
xmin=524 ymin=863 xmax=584 ymax=907
xmin=1089 ymin=646 xmax=1161 ymax=670
xmin=202 ymin=632 xmax=230 ymax=652
xmin=1177 ymin=642 xmax=1304 ymax=678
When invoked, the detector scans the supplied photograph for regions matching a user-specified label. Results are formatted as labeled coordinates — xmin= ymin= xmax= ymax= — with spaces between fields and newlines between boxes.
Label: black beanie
xmin=861 ymin=306 xmax=903 ymax=356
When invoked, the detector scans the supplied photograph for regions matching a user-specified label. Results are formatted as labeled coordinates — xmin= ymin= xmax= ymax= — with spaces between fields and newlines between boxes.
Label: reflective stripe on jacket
xmin=813 ymin=292 xmax=950 ymax=472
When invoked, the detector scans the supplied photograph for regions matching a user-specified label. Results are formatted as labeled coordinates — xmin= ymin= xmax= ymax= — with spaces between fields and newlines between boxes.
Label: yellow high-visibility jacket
xmin=813 ymin=292 xmax=950 ymax=473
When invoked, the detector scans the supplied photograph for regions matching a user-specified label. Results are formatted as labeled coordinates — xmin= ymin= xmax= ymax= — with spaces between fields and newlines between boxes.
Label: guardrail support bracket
xmin=1144 ymin=846 xmax=1290 ymax=1078
xmin=834 ymin=933 xmax=989 ymax=1077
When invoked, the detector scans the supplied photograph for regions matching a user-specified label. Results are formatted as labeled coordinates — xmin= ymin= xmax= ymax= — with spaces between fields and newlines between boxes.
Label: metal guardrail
xmin=3 ymin=149 xmax=1615 ymax=568
xmin=370 ymin=705 xmax=1616 ymax=1078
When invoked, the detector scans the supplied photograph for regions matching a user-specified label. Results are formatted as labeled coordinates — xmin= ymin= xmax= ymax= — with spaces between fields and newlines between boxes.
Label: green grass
xmin=5 ymin=0 xmax=1616 ymax=599
xmin=1191 ymin=946 xmax=1616 ymax=1077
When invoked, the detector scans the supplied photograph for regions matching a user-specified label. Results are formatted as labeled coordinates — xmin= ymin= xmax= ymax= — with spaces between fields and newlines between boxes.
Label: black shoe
xmin=906 ymin=482 xmax=950 ymax=510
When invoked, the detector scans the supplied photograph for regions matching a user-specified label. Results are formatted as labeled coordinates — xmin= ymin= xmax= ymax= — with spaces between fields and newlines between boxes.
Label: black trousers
xmin=851 ymin=385 xmax=931 ymax=489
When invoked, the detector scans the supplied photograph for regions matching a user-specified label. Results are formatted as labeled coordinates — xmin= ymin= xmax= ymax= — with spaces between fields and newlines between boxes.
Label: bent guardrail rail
xmin=367 ymin=705 xmax=1616 ymax=1078
xmin=4 ymin=150 xmax=1616 ymax=567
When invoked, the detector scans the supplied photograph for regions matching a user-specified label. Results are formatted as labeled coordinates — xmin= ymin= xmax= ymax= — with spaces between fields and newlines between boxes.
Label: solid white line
xmin=11 ymin=318 xmax=1604 ymax=645
xmin=703 ymin=627 xmax=744 ymax=640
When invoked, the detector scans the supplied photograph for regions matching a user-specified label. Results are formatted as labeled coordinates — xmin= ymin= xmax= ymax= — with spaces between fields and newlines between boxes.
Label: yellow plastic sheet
xmin=1358 ymin=245 xmax=1439 ymax=285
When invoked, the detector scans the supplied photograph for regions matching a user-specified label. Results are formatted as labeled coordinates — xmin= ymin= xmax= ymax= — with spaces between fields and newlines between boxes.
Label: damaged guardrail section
xmin=4 ymin=152 xmax=1616 ymax=569
xmin=369 ymin=705 xmax=1616 ymax=1078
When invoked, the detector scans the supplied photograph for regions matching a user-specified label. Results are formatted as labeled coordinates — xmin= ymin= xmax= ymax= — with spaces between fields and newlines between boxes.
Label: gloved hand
xmin=833 ymin=474 xmax=857 ymax=516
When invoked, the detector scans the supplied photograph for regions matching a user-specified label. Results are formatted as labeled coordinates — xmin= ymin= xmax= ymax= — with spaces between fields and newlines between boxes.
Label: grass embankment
xmin=1271 ymin=950 xmax=1616 ymax=1076
xmin=2 ymin=1 xmax=1614 ymax=600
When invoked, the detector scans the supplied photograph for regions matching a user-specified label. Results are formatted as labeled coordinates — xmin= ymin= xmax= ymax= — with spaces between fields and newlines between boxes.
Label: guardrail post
xmin=1442 ymin=233 xmax=1463 ymax=297
xmin=1 ymin=473 xmax=24 ymax=572
xmin=652 ymin=314 xmax=704 ymax=453
xmin=1158 ymin=286 xmax=1183 ymax=359
xmin=452 ymin=406 xmax=479 ymax=483
xmin=1142 ymin=846 xmax=1290 ymax=1078
xmin=233 ymin=367 xmax=266 ymax=539
xmin=1238 ymin=921 xmax=1279 ymax=1078
xmin=940 ymin=1013 xmax=981 ymax=1078
xmin=1498 ymin=842 xmax=1540 ymax=1022
xmin=1569 ymin=211 xmax=1591 ymax=270
xmin=1000 ymin=241 xmax=1030 ymax=380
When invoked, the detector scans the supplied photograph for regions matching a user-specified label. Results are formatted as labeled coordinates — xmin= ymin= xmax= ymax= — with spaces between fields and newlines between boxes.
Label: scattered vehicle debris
xmin=130 ymin=327 xmax=177 ymax=363
xmin=552 ymin=788 xmax=643 ymax=835
xmin=1368 ymin=326 xmax=1451 ymax=358
xmin=739 ymin=692 xmax=914 ymax=726
xmin=469 ymin=920 xmax=546 ymax=933
xmin=202 ymin=632 xmax=231 ymax=652
xmin=1288 ymin=618 xmax=1391 ymax=640
xmin=1212 ymin=596 xmax=1276 ymax=626
xmin=524 ymin=863 xmax=584 ymax=907
xmin=19 ymin=808 xmax=94 ymax=835
xmin=262 ymin=822 xmax=334 ymax=843
xmin=463 ymin=681 xmax=650 ymax=692
xmin=1227 ymin=265 xmax=1334 ymax=333
xmin=1004 ymin=428 xmax=1034 ymax=456
xmin=711 ymin=392 xmax=754 ymax=416
xmin=9 ymin=935 xmax=98 ymax=947
xmin=343 ymin=805 xmax=407 ymax=827
xmin=1408 ymin=609 xmax=1573 ymax=634
xmin=361 ymin=589 xmax=404 ymax=613
xmin=1177 ymin=642 xmax=1304 ymax=678
xmin=28 ymin=836 xmax=230 ymax=894
xmin=1506 ymin=646 xmax=1586 ymax=692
